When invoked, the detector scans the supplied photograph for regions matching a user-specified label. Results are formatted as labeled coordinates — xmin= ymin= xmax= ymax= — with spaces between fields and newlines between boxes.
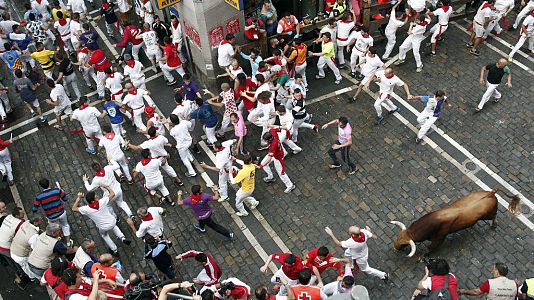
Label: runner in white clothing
xmin=467 ymin=0 xmax=496 ymax=56
xmin=200 ymin=139 xmax=236 ymax=202
xmin=508 ymin=11 xmax=534 ymax=60
xmin=169 ymin=114 xmax=197 ymax=177
xmin=382 ymin=1 xmax=408 ymax=60
xmin=395 ymin=14 xmax=430 ymax=72
xmin=123 ymin=54 xmax=146 ymax=89
xmin=144 ymin=106 xmax=166 ymax=136
xmin=325 ymin=226 xmax=389 ymax=282
xmin=71 ymin=96 xmax=104 ymax=154
xmin=104 ymin=68 xmax=125 ymax=102
xmin=128 ymin=127 xmax=184 ymax=186
xmin=348 ymin=27 xmax=373 ymax=77
xmin=120 ymin=83 xmax=155 ymax=132
xmin=67 ymin=0 xmax=87 ymax=16
xmin=138 ymin=23 xmax=163 ymax=69
xmin=54 ymin=12 xmax=74 ymax=53
xmin=75 ymin=46 xmax=97 ymax=89
xmin=485 ymin=0 xmax=514 ymax=36
xmin=321 ymin=258 xmax=355 ymax=296
xmin=69 ymin=15 xmax=83 ymax=51
xmin=141 ymin=0 xmax=154 ymax=25
xmin=351 ymin=48 xmax=384 ymax=100
xmin=247 ymin=91 xmax=276 ymax=149
xmin=133 ymin=149 xmax=174 ymax=205
xmin=409 ymin=90 xmax=452 ymax=143
xmin=335 ymin=14 xmax=356 ymax=66
xmin=72 ymin=187 xmax=132 ymax=254
xmin=98 ymin=124 xmax=133 ymax=184
xmin=371 ymin=68 xmax=411 ymax=125
xmin=513 ymin=0 xmax=534 ymax=29
xmin=83 ymin=161 xmax=134 ymax=219
xmin=428 ymin=0 xmax=453 ymax=55
xmin=45 ymin=79 xmax=72 ymax=130
xmin=268 ymin=105 xmax=302 ymax=154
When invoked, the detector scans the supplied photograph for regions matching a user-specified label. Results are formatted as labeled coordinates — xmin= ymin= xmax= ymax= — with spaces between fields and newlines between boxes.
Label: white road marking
xmin=450 ymin=22 xmax=534 ymax=75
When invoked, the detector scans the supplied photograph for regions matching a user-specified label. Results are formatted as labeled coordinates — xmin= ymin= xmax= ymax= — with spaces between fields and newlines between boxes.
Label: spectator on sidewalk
xmin=10 ymin=216 xmax=46 ymax=278
xmin=412 ymin=258 xmax=458 ymax=300
xmin=73 ymin=239 xmax=99 ymax=277
xmin=260 ymin=1 xmax=278 ymax=36
xmin=458 ymin=262 xmax=517 ymax=299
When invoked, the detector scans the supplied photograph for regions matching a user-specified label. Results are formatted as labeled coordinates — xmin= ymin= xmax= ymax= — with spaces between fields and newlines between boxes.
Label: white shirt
xmin=522 ymin=14 xmax=534 ymax=34
xmin=278 ymin=113 xmax=294 ymax=132
xmin=72 ymin=106 xmax=102 ymax=132
xmin=123 ymin=89 xmax=152 ymax=110
xmin=140 ymin=135 xmax=169 ymax=157
xmin=136 ymin=207 xmax=164 ymax=238
xmin=376 ymin=70 xmax=405 ymax=95
xmin=117 ymin=0 xmax=131 ymax=13
xmin=70 ymin=19 xmax=82 ymax=43
xmin=320 ymin=25 xmax=337 ymax=42
xmin=340 ymin=229 xmax=373 ymax=259
xmin=256 ymin=100 xmax=276 ymax=122
xmin=217 ymin=42 xmax=235 ymax=67
xmin=351 ymin=32 xmax=373 ymax=52
xmin=50 ymin=84 xmax=71 ymax=109
xmin=31 ymin=0 xmax=50 ymax=17
xmin=78 ymin=198 xmax=115 ymax=230
xmin=123 ymin=60 xmax=145 ymax=81
xmin=408 ymin=0 xmax=426 ymax=11
xmin=360 ymin=54 xmax=384 ymax=77
xmin=411 ymin=19 xmax=430 ymax=40
xmin=67 ymin=0 xmax=87 ymax=14
xmin=141 ymin=30 xmax=159 ymax=53
xmin=98 ymin=134 xmax=126 ymax=159
xmin=78 ymin=50 xmax=90 ymax=65
xmin=494 ymin=0 xmax=513 ymax=13
xmin=135 ymin=159 xmax=163 ymax=185
xmin=143 ymin=1 xmax=154 ymax=23
xmin=336 ymin=21 xmax=355 ymax=46
xmin=433 ymin=6 xmax=453 ymax=25
xmin=385 ymin=8 xmax=406 ymax=35
xmin=215 ymin=140 xmax=234 ymax=170
xmin=254 ymin=82 xmax=274 ymax=102
xmin=54 ymin=18 xmax=72 ymax=39
xmin=147 ymin=113 xmax=165 ymax=136
xmin=84 ymin=163 xmax=121 ymax=195
xmin=171 ymin=101 xmax=195 ymax=120
xmin=474 ymin=2 xmax=493 ymax=24
xmin=171 ymin=22 xmax=183 ymax=45
xmin=105 ymin=73 xmax=124 ymax=94
xmin=170 ymin=120 xmax=192 ymax=149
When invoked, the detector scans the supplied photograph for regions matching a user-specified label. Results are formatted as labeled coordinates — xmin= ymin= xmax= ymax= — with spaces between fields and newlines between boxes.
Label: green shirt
xmin=322 ymin=41 xmax=335 ymax=59
xmin=277 ymin=73 xmax=290 ymax=86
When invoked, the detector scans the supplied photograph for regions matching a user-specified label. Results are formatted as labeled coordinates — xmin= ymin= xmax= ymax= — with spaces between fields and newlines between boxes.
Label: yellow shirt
xmin=321 ymin=40 xmax=335 ymax=59
xmin=234 ymin=164 xmax=256 ymax=193
xmin=51 ymin=8 xmax=70 ymax=22
xmin=31 ymin=50 xmax=56 ymax=71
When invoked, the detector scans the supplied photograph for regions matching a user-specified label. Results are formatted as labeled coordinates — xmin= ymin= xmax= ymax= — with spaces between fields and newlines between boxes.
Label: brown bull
xmin=391 ymin=188 xmax=520 ymax=257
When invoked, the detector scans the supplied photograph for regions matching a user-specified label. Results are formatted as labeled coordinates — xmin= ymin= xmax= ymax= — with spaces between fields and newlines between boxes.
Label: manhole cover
xmin=465 ymin=161 xmax=477 ymax=171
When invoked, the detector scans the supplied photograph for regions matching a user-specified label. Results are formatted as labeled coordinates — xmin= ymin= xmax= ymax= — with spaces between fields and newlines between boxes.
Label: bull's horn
xmin=390 ymin=220 xmax=407 ymax=230
xmin=407 ymin=240 xmax=417 ymax=257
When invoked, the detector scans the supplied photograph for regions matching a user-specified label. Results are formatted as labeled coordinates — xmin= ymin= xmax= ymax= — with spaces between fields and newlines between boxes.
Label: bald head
xmin=99 ymin=253 xmax=114 ymax=266
xmin=497 ymin=58 xmax=508 ymax=68
xmin=384 ymin=68 xmax=394 ymax=75
xmin=0 ymin=201 xmax=6 ymax=214
xmin=348 ymin=226 xmax=361 ymax=235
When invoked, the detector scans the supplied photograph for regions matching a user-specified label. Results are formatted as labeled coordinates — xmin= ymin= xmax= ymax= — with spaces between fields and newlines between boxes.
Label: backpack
xmin=423 ymin=275 xmax=452 ymax=300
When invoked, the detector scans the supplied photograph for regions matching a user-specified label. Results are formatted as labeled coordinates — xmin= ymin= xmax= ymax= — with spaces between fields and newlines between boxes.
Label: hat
xmin=123 ymin=53 xmax=133 ymax=61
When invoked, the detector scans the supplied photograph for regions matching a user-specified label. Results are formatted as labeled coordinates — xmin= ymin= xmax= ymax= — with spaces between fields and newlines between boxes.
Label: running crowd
xmin=0 ymin=0 xmax=533 ymax=299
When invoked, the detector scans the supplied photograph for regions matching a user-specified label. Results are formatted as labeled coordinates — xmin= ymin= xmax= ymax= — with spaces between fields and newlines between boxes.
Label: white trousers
xmin=80 ymin=65 xmax=97 ymax=86
xmin=235 ymin=188 xmax=256 ymax=213
xmin=111 ymin=122 xmax=126 ymax=136
xmin=177 ymin=145 xmax=196 ymax=175
xmin=417 ymin=112 xmax=438 ymax=139
xmin=217 ymin=114 xmax=231 ymax=136
xmin=383 ymin=32 xmax=397 ymax=59
xmin=83 ymin=129 xmax=103 ymax=151
xmin=374 ymin=93 xmax=397 ymax=117
xmin=509 ymin=33 xmax=534 ymax=59
xmin=478 ymin=81 xmax=501 ymax=109
xmin=317 ymin=56 xmax=342 ymax=80
xmin=10 ymin=254 xmax=33 ymax=278
xmin=131 ymin=42 xmax=145 ymax=61
xmin=294 ymin=62 xmax=308 ymax=87
xmin=131 ymin=76 xmax=147 ymax=90
xmin=63 ymin=72 xmax=81 ymax=100
xmin=132 ymin=107 xmax=147 ymax=131
xmin=204 ymin=125 xmax=217 ymax=144
xmin=514 ymin=3 xmax=534 ymax=28
xmin=337 ymin=45 xmax=347 ymax=65
xmin=354 ymin=256 xmax=386 ymax=279
xmin=162 ymin=64 xmax=185 ymax=82
xmin=399 ymin=35 xmax=423 ymax=68
xmin=113 ymin=190 xmax=133 ymax=216
xmin=278 ymin=130 xmax=301 ymax=152
xmin=271 ymin=269 xmax=299 ymax=296
xmin=263 ymin=158 xmax=292 ymax=188
xmin=430 ymin=24 xmax=448 ymax=43
xmin=98 ymin=225 xmax=125 ymax=252
xmin=350 ymin=49 xmax=365 ymax=72
xmin=218 ymin=168 xmax=230 ymax=199
xmin=145 ymin=179 xmax=170 ymax=197
xmin=112 ymin=154 xmax=132 ymax=181
xmin=0 ymin=148 xmax=13 ymax=181
xmin=292 ymin=117 xmax=314 ymax=142
xmin=48 ymin=211 xmax=71 ymax=237
xmin=160 ymin=158 xmax=178 ymax=178
xmin=96 ymin=71 xmax=106 ymax=97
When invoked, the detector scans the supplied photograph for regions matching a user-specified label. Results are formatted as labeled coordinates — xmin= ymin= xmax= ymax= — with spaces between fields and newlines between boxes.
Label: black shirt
xmin=57 ymin=58 xmax=75 ymax=76
xmin=100 ymin=3 xmax=118 ymax=24
xmin=152 ymin=22 xmax=170 ymax=45
xmin=485 ymin=64 xmax=510 ymax=85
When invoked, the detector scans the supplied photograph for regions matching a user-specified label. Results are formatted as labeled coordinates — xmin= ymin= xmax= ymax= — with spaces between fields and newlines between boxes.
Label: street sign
xmin=156 ymin=0 xmax=181 ymax=10
xmin=224 ymin=0 xmax=244 ymax=11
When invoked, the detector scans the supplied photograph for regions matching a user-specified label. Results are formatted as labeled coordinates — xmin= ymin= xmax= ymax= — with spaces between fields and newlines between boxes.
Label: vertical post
xmin=362 ymin=0 xmax=371 ymax=27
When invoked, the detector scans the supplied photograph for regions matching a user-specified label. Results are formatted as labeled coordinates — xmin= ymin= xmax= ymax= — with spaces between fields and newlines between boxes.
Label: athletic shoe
xmin=185 ymin=172 xmax=197 ymax=177
xmin=348 ymin=166 xmax=358 ymax=174
xmin=218 ymin=196 xmax=229 ymax=203
xmin=263 ymin=177 xmax=276 ymax=183
xmin=166 ymin=80 xmax=177 ymax=86
xmin=66 ymin=239 xmax=74 ymax=247
xmin=493 ymin=97 xmax=501 ymax=103
xmin=507 ymin=56 xmax=513 ymax=62
xmin=250 ymin=201 xmax=260 ymax=209
xmin=53 ymin=124 xmax=63 ymax=130
xmin=129 ymin=215 xmax=139 ymax=223
xmin=315 ymin=75 xmax=325 ymax=79
xmin=292 ymin=149 xmax=302 ymax=155
xmin=356 ymin=74 xmax=365 ymax=81
xmin=350 ymin=71 xmax=356 ymax=78
xmin=388 ymin=108 xmax=400 ymax=115
xmin=194 ymin=224 xmax=206 ymax=232
xmin=31 ymin=111 xmax=37 ymax=117
xmin=415 ymin=137 xmax=422 ymax=144
xmin=284 ymin=185 xmax=296 ymax=194
xmin=257 ymin=144 xmax=269 ymax=151
xmin=334 ymin=79 xmax=342 ymax=85
xmin=40 ymin=116 xmax=48 ymax=123
xmin=394 ymin=59 xmax=405 ymax=66
xmin=85 ymin=148 xmax=96 ymax=155
xmin=382 ymin=56 xmax=390 ymax=60
xmin=175 ymin=179 xmax=184 ymax=186
xmin=474 ymin=107 xmax=482 ymax=113
xmin=313 ymin=124 xmax=319 ymax=133
xmin=236 ymin=211 xmax=249 ymax=217
xmin=375 ymin=116 xmax=384 ymax=125
xmin=338 ymin=64 xmax=347 ymax=69
xmin=329 ymin=164 xmax=341 ymax=169
xmin=416 ymin=66 xmax=423 ymax=73
xmin=215 ymin=132 xmax=225 ymax=138
xmin=470 ymin=49 xmax=481 ymax=56
xmin=466 ymin=43 xmax=474 ymax=48
xmin=119 ymin=175 xmax=126 ymax=182
xmin=121 ymin=238 xmax=132 ymax=246
xmin=383 ymin=273 xmax=390 ymax=283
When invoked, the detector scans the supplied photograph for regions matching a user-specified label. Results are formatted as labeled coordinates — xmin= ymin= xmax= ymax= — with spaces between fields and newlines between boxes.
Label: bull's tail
xmin=491 ymin=188 xmax=521 ymax=215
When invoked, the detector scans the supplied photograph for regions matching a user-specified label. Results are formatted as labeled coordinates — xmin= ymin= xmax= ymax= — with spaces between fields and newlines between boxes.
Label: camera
xmin=124 ymin=276 xmax=174 ymax=300
xmin=423 ymin=257 xmax=436 ymax=268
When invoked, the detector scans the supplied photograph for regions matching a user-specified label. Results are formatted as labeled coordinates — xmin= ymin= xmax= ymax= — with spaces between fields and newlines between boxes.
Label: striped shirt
xmin=33 ymin=188 xmax=67 ymax=219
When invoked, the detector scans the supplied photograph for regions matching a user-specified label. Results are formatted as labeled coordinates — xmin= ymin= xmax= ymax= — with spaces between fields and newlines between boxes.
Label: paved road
xmin=1 ymin=0 xmax=533 ymax=299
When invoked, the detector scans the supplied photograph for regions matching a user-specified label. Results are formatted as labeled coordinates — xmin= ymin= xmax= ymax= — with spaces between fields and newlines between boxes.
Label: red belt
xmin=336 ymin=36 xmax=349 ymax=41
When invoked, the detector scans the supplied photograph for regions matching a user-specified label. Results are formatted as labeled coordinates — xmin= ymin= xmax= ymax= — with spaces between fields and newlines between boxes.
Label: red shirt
xmin=271 ymin=253 xmax=305 ymax=280
xmin=116 ymin=25 xmax=143 ymax=46
xmin=429 ymin=275 xmax=459 ymax=300
xmin=44 ymin=261 xmax=75 ymax=299
xmin=164 ymin=43 xmax=182 ymax=67
xmin=88 ymin=49 xmax=111 ymax=72
xmin=0 ymin=138 xmax=11 ymax=151
xmin=325 ymin=0 xmax=336 ymax=12
xmin=235 ymin=78 xmax=257 ymax=110
xmin=305 ymin=248 xmax=342 ymax=274
xmin=245 ymin=18 xmax=264 ymax=40
xmin=230 ymin=285 xmax=249 ymax=300
xmin=268 ymin=129 xmax=285 ymax=161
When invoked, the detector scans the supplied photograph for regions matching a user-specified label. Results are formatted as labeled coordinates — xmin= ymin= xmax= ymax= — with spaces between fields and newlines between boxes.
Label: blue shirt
xmin=182 ymin=81 xmax=200 ymax=101
xmin=1 ymin=50 xmax=21 ymax=73
xmin=8 ymin=32 xmax=33 ymax=51
xmin=80 ymin=30 xmax=99 ymax=49
xmin=103 ymin=101 xmax=124 ymax=124
xmin=240 ymin=52 xmax=263 ymax=76
xmin=191 ymin=103 xmax=218 ymax=128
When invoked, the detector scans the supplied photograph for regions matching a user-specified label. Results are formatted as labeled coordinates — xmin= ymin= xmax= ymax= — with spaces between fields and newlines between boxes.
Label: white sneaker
xmin=236 ymin=211 xmax=249 ymax=217
xmin=292 ymin=148 xmax=302 ymax=154
xmin=284 ymin=185 xmax=296 ymax=194
xmin=250 ymin=201 xmax=260 ymax=209
xmin=416 ymin=65 xmax=423 ymax=73
xmin=218 ymin=196 xmax=229 ymax=203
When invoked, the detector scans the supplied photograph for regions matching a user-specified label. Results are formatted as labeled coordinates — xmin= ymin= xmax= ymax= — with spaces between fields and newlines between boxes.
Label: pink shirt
xmin=233 ymin=111 xmax=247 ymax=137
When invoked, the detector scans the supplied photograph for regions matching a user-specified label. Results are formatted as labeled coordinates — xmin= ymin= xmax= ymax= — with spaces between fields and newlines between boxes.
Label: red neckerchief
xmin=362 ymin=33 xmax=370 ymax=38
xmin=419 ymin=20 xmax=429 ymax=26
xmin=79 ymin=47 xmax=89 ymax=54
xmin=351 ymin=232 xmax=366 ymax=242
xmin=215 ymin=146 xmax=225 ymax=152
xmin=295 ymin=44 xmax=306 ymax=50
xmin=232 ymin=65 xmax=241 ymax=71
xmin=341 ymin=20 xmax=351 ymax=23
xmin=104 ymin=132 xmax=115 ymax=140
xmin=149 ymin=134 xmax=158 ymax=140
xmin=36 ymin=0 xmax=42 ymax=3
xmin=147 ymin=112 xmax=155 ymax=120
xmin=79 ymin=104 xmax=89 ymax=110
xmin=107 ymin=73 xmax=114 ymax=78
xmin=176 ymin=102 xmax=183 ymax=106
xmin=277 ymin=70 xmax=286 ymax=77
xmin=172 ymin=22 xmax=179 ymax=30
xmin=481 ymin=2 xmax=493 ymax=10
xmin=128 ymin=88 xmax=137 ymax=95
xmin=220 ymin=39 xmax=231 ymax=45
xmin=141 ymin=213 xmax=153 ymax=221
xmin=102 ymin=2 xmax=110 ymax=9
xmin=324 ymin=38 xmax=332 ymax=43
xmin=442 ymin=5 xmax=450 ymax=12
xmin=190 ymin=193 xmax=202 ymax=204
xmin=531 ymin=10 xmax=534 ymax=17
xmin=126 ymin=59 xmax=135 ymax=68
xmin=141 ymin=158 xmax=152 ymax=166
xmin=385 ymin=73 xmax=395 ymax=79
xmin=95 ymin=168 xmax=106 ymax=177
xmin=88 ymin=200 xmax=99 ymax=209
xmin=258 ymin=67 xmax=267 ymax=72
xmin=58 ymin=18 xmax=67 ymax=26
